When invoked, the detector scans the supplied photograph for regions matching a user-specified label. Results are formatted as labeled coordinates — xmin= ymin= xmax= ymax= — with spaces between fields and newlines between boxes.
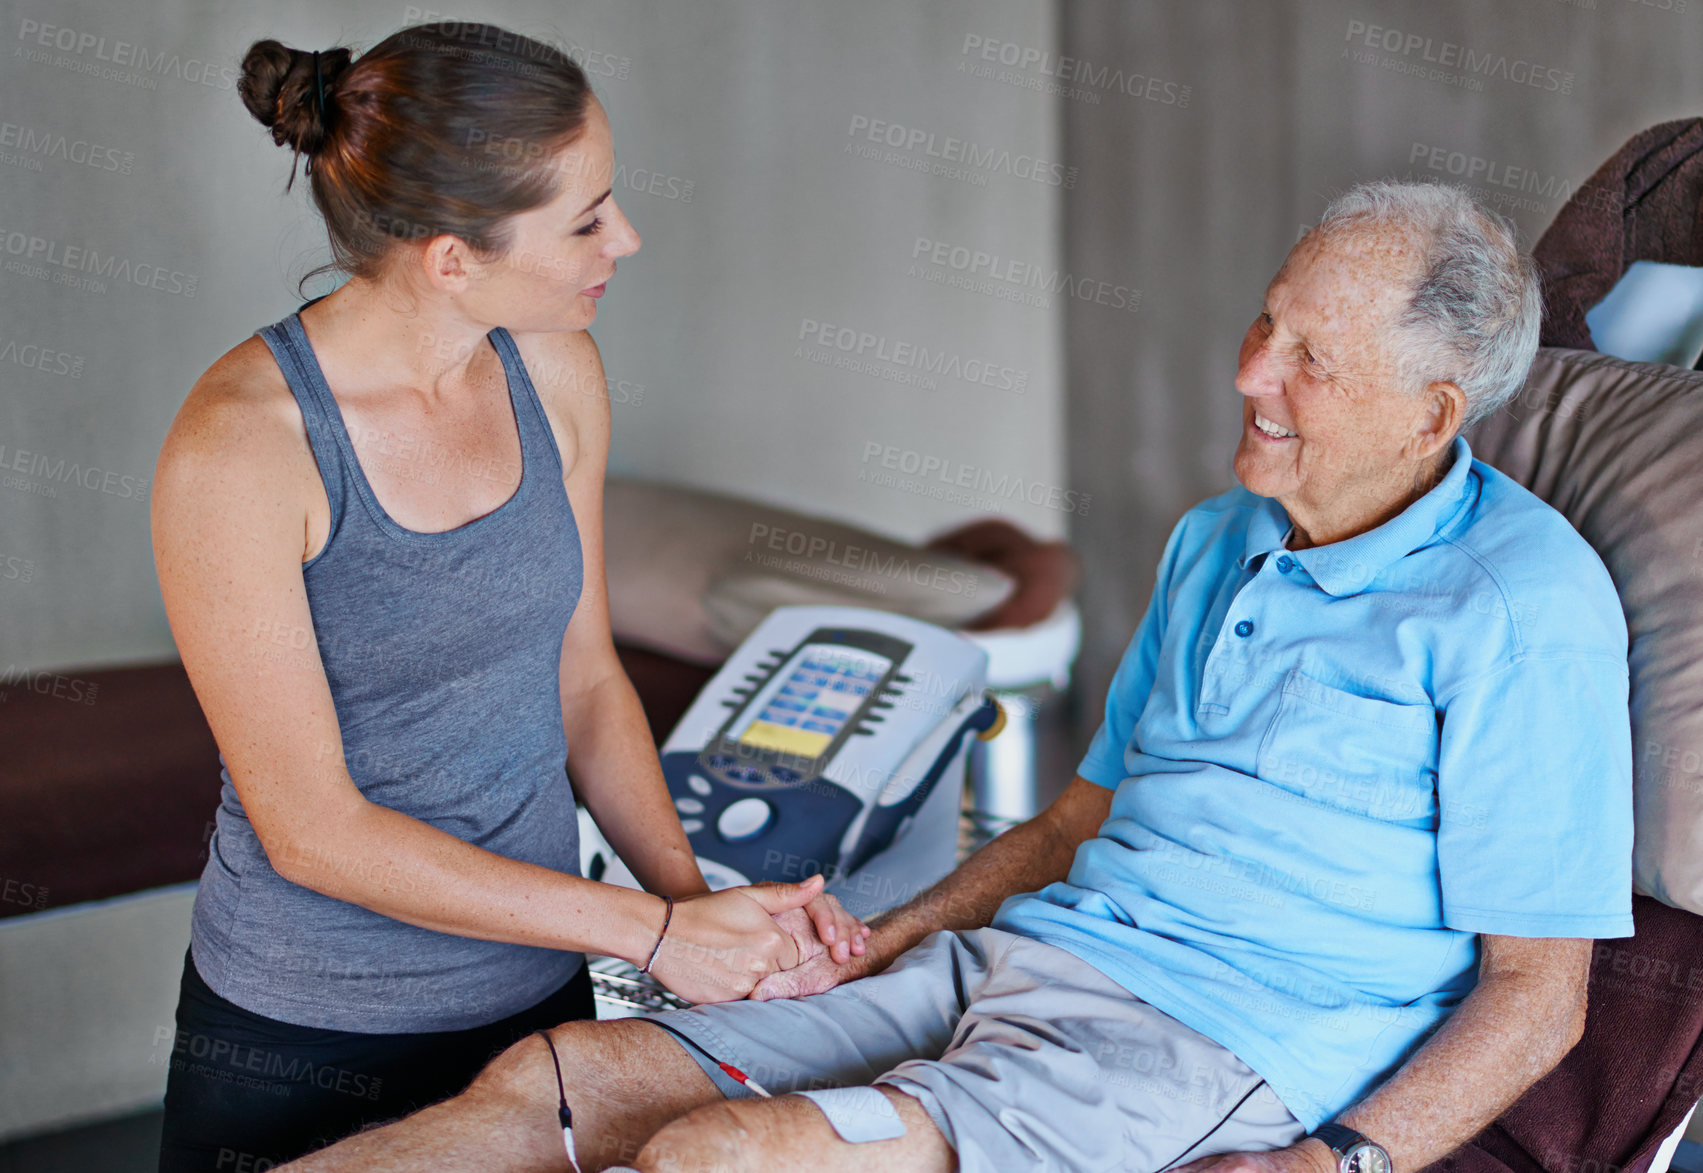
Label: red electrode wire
xmin=717 ymin=1061 xmax=773 ymax=1098
xmin=646 ymin=1017 xmax=774 ymax=1098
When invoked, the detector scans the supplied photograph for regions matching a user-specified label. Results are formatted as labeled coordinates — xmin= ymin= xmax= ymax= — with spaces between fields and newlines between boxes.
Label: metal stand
xmin=967 ymin=681 xmax=1062 ymax=824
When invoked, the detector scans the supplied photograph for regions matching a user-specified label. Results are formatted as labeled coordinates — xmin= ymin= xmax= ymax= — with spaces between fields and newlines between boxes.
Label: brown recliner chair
xmin=1531 ymin=117 xmax=1703 ymax=356
xmin=1433 ymin=125 xmax=1703 ymax=1173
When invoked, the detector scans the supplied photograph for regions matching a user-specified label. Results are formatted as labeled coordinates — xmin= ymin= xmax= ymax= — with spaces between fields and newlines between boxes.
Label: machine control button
xmin=717 ymin=797 xmax=773 ymax=842
xmin=679 ymin=819 xmax=705 ymax=834
xmin=688 ymin=774 xmax=713 ymax=796
xmin=675 ymin=797 xmax=705 ymax=815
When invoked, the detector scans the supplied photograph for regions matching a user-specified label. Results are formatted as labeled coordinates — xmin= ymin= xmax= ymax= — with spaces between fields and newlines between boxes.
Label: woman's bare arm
xmin=149 ymin=345 xmax=806 ymax=1001
xmin=524 ymin=329 xmax=868 ymax=960
xmin=525 ymin=328 xmax=706 ymax=899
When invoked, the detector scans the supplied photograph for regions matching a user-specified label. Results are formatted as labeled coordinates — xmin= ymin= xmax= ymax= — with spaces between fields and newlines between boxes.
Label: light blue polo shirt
xmin=993 ymin=435 xmax=1635 ymax=1131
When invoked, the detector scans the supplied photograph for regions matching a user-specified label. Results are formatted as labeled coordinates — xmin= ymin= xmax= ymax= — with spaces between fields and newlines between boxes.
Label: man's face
xmin=1232 ymin=228 xmax=1437 ymax=536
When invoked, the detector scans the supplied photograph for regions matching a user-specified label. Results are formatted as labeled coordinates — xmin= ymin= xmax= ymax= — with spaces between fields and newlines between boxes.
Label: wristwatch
xmin=1308 ymin=1123 xmax=1392 ymax=1173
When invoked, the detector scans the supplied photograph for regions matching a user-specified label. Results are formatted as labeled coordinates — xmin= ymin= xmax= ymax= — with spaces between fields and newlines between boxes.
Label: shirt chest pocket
xmin=1255 ymin=668 xmax=1439 ymax=825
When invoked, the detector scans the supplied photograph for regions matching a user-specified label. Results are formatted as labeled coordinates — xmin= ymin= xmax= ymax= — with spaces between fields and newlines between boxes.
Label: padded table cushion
xmin=0 ymin=648 xmax=715 ymax=920
xmin=603 ymin=476 xmax=1017 ymax=664
xmin=0 ymin=662 xmax=222 ymax=919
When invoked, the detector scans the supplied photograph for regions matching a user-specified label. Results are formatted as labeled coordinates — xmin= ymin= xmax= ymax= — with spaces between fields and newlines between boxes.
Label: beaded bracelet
xmin=639 ymin=894 xmax=674 ymax=975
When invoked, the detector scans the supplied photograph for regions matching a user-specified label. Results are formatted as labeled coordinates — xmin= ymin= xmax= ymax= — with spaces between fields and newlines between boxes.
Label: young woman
xmin=150 ymin=22 xmax=867 ymax=1171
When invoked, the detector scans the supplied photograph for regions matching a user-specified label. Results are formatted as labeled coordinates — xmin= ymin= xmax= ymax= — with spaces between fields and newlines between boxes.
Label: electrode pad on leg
xmin=797 ymin=1085 xmax=908 ymax=1143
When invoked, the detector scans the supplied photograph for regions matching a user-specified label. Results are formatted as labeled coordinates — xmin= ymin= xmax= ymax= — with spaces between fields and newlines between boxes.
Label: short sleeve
xmin=1436 ymin=653 xmax=1635 ymax=938
xmin=1077 ymin=517 xmax=1189 ymax=790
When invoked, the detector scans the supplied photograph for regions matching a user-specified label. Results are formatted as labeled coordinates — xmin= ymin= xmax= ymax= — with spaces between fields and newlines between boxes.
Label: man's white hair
xmin=1311 ymin=180 xmax=1542 ymax=429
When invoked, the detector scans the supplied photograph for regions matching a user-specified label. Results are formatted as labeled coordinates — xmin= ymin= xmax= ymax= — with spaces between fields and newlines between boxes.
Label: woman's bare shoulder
xmin=510 ymin=328 xmax=609 ymax=477
xmin=511 ymin=328 xmax=605 ymax=409
xmin=154 ymin=333 xmax=322 ymax=520
xmin=162 ymin=335 xmax=314 ymax=469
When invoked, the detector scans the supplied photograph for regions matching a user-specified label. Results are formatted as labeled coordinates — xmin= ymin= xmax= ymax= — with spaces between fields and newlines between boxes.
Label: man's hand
xmin=769 ymin=896 xmax=870 ymax=966
xmin=747 ymin=936 xmax=879 ymax=1001
xmin=797 ymin=888 xmax=871 ymax=965
xmin=1173 ymin=1138 xmax=1337 ymax=1173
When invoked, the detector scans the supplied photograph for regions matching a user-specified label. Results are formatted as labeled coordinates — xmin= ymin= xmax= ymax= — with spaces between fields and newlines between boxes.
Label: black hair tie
xmin=310 ymin=50 xmax=326 ymax=121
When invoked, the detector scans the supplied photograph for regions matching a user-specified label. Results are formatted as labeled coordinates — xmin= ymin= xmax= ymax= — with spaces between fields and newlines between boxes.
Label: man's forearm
xmin=860 ymin=785 xmax=1092 ymax=970
xmin=1326 ymin=937 xmax=1591 ymax=1173
xmin=746 ymin=777 xmax=1110 ymax=1001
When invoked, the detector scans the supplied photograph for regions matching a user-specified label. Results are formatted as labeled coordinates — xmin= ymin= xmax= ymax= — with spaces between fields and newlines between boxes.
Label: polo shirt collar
xmin=1239 ymin=435 xmax=1475 ymax=597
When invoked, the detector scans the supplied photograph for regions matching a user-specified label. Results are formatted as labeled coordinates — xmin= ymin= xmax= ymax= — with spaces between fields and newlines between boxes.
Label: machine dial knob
xmin=716 ymin=797 xmax=773 ymax=842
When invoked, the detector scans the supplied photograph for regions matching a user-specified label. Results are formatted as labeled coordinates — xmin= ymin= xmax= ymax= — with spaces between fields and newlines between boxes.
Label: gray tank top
xmin=189 ymin=297 xmax=586 ymax=1032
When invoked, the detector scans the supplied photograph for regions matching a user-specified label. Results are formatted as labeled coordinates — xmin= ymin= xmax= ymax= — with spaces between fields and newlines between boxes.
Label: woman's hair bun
xmin=237 ymin=40 xmax=353 ymax=157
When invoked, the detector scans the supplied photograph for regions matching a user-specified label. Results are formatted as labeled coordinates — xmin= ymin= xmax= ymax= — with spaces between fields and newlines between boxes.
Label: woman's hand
xmin=644 ymin=876 xmax=824 ymax=1003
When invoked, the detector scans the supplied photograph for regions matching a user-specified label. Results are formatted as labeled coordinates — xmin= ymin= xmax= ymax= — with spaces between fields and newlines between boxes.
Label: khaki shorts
xmin=645 ymin=927 xmax=1306 ymax=1173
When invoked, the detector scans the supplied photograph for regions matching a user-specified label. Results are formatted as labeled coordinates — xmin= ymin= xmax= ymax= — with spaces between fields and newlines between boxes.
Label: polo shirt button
xmin=1234 ymin=620 xmax=1254 ymax=638
xmin=1275 ymin=555 xmax=1294 ymax=573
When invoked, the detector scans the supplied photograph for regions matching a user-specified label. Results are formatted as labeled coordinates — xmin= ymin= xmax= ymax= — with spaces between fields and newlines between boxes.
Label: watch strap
xmin=1310 ymin=1123 xmax=1392 ymax=1173
xmin=1309 ymin=1123 xmax=1368 ymax=1155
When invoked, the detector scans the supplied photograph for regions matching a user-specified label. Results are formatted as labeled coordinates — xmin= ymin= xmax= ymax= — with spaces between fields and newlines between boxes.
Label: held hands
xmin=784 ymin=885 xmax=872 ymax=966
xmin=747 ymin=932 xmax=878 ymax=1001
xmin=748 ymin=889 xmax=878 ymax=1002
xmin=754 ymin=890 xmax=874 ymax=995
xmin=643 ymin=875 xmax=868 ymax=1004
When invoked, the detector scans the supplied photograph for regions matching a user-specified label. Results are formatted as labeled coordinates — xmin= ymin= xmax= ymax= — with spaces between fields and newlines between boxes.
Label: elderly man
xmin=286 ymin=179 xmax=1633 ymax=1173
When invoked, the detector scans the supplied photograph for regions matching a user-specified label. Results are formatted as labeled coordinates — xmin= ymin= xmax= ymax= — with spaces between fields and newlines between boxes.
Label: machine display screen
xmin=734 ymin=643 xmax=891 ymax=758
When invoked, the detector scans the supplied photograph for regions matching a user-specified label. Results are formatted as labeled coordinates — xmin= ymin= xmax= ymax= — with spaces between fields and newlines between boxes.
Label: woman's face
xmin=473 ymin=97 xmax=641 ymax=332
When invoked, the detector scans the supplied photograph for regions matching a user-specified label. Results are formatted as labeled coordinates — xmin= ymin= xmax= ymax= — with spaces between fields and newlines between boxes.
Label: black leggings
xmin=157 ymin=949 xmax=595 ymax=1172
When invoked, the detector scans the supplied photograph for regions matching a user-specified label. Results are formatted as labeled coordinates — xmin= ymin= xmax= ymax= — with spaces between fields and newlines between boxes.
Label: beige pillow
xmin=1466 ymin=348 xmax=1703 ymax=915
xmin=602 ymin=477 xmax=1015 ymax=665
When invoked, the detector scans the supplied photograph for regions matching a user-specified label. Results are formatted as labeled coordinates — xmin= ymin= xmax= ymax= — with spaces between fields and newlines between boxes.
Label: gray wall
xmin=0 ymin=0 xmax=1065 ymax=673
xmin=1062 ymin=0 xmax=1703 ymax=739
xmin=6 ymin=0 xmax=1699 ymax=723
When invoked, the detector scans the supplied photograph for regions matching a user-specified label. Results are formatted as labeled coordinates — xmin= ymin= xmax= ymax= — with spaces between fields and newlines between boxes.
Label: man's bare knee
xmin=633 ymin=1102 xmax=748 ymax=1173
xmin=457 ymin=1018 xmax=728 ymax=1169
xmin=466 ymin=1020 xmax=599 ymax=1107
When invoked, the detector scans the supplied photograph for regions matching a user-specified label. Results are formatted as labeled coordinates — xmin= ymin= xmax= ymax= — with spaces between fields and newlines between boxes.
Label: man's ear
xmin=1407 ymin=380 xmax=1466 ymax=461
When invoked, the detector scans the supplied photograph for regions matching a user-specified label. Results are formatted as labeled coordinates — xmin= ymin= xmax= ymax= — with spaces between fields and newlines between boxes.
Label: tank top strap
xmin=254 ymin=298 xmax=350 ymax=531
xmin=486 ymin=326 xmax=567 ymax=478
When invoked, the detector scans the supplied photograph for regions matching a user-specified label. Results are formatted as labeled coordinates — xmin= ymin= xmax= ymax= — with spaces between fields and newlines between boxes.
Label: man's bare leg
xmin=282 ymin=1018 xmax=723 ymax=1173
xmin=635 ymin=1085 xmax=955 ymax=1173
